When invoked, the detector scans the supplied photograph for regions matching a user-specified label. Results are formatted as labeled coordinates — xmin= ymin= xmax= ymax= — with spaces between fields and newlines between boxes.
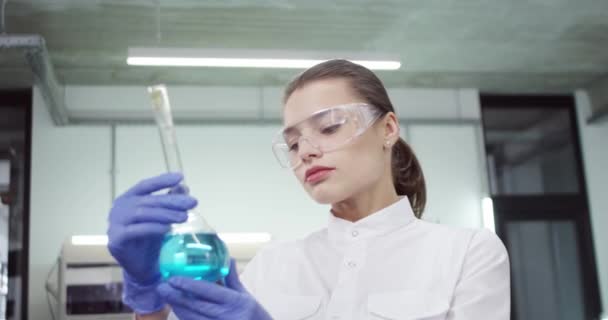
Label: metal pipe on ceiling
xmin=0 ymin=34 xmax=69 ymax=125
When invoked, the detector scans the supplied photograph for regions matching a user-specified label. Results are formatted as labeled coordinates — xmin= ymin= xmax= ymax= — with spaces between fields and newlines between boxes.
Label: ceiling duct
xmin=0 ymin=34 xmax=69 ymax=125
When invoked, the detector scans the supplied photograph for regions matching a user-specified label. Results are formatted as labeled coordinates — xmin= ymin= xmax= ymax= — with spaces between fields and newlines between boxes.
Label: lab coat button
xmin=347 ymin=261 xmax=357 ymax=268
xmin=351 ymin=230 xmax=359 ymax=237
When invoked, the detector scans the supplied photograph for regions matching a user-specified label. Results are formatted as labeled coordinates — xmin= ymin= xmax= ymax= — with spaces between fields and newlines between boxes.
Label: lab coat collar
xmin=327 ymin=196 xmax=416 ymax=247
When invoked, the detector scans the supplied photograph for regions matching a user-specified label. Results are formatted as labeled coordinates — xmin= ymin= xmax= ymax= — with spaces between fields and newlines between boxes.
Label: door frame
xmin=481 ymin=94 xmax=603 ymax=319
xmin=0 ymin=89 xmax=32 ymax=320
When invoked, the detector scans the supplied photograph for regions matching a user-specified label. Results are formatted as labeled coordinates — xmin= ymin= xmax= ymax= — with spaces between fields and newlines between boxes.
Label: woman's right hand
xmin=106 ymin=172 xmax=197 ymax=314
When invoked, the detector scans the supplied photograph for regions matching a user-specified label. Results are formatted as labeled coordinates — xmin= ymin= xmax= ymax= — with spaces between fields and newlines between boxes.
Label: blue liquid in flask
xmin=159 ymin=232 xmax=230 ymax=282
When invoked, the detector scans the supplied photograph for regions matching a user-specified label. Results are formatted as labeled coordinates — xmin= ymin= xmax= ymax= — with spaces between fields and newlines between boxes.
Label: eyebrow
xmin=282 ymin=108 xmax=334 ymax=137
xmin=283 ymin=126 xmax=298 ymax=138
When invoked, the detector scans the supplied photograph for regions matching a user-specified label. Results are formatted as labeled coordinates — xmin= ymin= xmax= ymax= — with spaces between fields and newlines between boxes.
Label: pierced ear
xmin=383 ymin=112 xmax=400 ymax=143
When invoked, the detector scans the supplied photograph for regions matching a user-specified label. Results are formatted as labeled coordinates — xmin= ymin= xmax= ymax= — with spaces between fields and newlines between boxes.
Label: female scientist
xmin=107 ymin=59 xmax=510 ymax=319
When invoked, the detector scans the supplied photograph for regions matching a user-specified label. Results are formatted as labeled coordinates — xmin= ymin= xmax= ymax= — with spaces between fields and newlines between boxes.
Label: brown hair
xmin=283 ymin=59 xmax=427 ymax=218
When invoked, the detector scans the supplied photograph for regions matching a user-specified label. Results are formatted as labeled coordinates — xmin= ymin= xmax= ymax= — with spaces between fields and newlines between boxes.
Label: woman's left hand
xmin=157 ymin=259 xmax=273 ymax=320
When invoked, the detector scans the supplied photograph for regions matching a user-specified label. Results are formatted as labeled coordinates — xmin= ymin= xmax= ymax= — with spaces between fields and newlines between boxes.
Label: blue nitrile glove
xmin=157 ymin=259 xmax=273 ymax=320
xmin=107 ymin=172 xmax=197 ymax=314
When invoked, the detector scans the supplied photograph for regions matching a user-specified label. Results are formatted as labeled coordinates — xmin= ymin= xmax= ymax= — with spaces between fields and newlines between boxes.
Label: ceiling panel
xmin=1 ymin=0 xmax=607 ymax=91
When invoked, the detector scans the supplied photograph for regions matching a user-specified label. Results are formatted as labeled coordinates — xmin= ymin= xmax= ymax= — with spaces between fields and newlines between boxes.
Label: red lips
xmin=305 ymin=166 xmax=335 ymax=183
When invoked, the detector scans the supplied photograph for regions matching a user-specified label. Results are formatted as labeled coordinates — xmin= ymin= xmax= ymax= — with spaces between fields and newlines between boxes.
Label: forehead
xmin=283 ymin=78 xmax=363 ymax=127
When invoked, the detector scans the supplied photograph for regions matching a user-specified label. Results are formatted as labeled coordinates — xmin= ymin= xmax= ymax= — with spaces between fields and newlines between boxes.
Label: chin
xmin=306 ymin=182 xmax=350 ymax=205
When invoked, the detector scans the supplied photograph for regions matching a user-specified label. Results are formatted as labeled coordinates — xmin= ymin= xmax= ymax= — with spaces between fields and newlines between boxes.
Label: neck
xmin=331 ymin=179 xmax=400 ymax=223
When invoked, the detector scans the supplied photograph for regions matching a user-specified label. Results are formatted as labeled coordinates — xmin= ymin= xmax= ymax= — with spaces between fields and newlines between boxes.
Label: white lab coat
xmin=170 ymin=196 xmax=510 ymax=319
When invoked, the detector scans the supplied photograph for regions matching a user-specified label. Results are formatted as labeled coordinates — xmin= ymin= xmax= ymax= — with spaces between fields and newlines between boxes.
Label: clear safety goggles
xmin=272 ymin=103 xmax=382 ymax=169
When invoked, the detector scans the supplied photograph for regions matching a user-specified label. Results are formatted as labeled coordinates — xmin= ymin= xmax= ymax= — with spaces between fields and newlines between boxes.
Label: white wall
xmin=29 ymin=89 xmax=112 ymax=319
xmin=115 ymin=125 xmax=326 ymax=241
xmin=28 ymin=85 xmax=485 ymax=318
xmin=407 ymin=125 xmax=484 ymax=228
xmin=575 ymin=91 xmax=608 ymax=314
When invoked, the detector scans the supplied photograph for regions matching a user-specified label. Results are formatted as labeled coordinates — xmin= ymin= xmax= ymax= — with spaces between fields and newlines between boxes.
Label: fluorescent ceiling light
xmin=127 ymin=47 xmax=401 ymax=70
xmin=71 ymin=235 xmax=108 ymax=246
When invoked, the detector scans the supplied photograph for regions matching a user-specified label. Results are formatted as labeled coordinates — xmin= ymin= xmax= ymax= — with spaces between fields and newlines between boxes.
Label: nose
xmin=297 ymin=137 xmax=322 ymax=162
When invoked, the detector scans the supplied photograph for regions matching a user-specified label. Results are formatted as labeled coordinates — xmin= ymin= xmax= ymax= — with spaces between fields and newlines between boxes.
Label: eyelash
xmin=289 ymin=143 xmax=299 ymax=152
xmin=321 ymin=124 xmax=340 ymax=134
xmin=287 ymin=124 xmax=341 ymax=152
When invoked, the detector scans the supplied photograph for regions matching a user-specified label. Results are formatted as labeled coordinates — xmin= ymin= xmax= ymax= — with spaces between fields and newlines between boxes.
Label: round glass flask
xmin=159 ymin=209 xmax=229 ymax=282
xmin=148 ymin=85 xmax=230 ymax=282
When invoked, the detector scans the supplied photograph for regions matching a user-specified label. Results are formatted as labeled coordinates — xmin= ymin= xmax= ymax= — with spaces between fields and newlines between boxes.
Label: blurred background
xmin=0 ymin=0 xmax=606 ymax=319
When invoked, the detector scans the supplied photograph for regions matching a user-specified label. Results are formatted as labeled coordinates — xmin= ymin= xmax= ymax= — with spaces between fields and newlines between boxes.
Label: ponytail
xmin=391 ymin=138 xmax=426 ymax=218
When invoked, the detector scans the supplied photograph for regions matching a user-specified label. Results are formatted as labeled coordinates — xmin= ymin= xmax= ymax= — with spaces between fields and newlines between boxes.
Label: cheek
xmin=294 ymin=167 xmax=305 ymax=182
xmin=345 ymin=139 xmax=387 ymax=187
xmin=340 ymin=148 xmax=384 ymax=181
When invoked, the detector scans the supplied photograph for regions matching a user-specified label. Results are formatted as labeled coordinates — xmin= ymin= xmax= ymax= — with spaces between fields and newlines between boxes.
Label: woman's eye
xmin=289 ymin=143 xmax=299 ymax=152
xmin=321 ymin=124 xmax=341 ymax=134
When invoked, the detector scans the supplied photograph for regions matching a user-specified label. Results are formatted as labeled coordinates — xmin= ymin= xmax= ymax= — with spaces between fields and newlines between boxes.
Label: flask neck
xmin=171 ymin=210 xmax=216 ymax=234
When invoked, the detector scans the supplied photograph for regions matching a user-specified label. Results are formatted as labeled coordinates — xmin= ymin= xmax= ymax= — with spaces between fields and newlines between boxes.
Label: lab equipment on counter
xmin=46 ymin=236 xmax=131 ymax=320
xmin=46 ymin=234 xmax=270 ymax=319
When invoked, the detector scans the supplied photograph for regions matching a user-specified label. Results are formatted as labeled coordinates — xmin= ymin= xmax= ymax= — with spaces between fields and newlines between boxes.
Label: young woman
xmin=107 ymin=59 xmax=510 ymax=320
